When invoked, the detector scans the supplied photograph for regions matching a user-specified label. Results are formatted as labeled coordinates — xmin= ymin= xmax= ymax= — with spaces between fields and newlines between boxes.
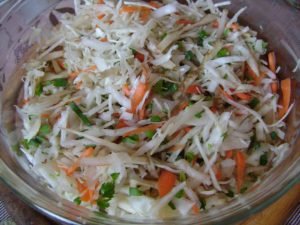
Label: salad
xmin=16 ymin=0 xmax=293 ymax=218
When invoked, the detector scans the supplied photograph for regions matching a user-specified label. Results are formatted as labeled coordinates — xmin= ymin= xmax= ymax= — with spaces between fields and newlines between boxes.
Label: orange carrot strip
xmin=278 ymin=78 xmax=292 ymax=118
xmin=80 ymin=147 xmax=94 ymax=158
xmin=149 ymin=1 xmax=161 ymax=8
xmin=131 ymin=82 xmax=148 ymax=113
xmin=98 ymin=0 xmax=104 ymax=4
xmin=116 ymin=119 xmax=128 ymax=129
xmin=97 ymin=13 xmax=105 ymax=20
xmin=134 ymin=51 xmax=145 ymax=62
xmin=66 ymin=147 xmax=94 ymax=176
xmin=212 ymin=20 xmax=219 ymax=28
xmin=119 ymin=5 xmax=141 ymax=13
xmin=99 ymin=37 xmax=108 ymax=42
xmin=246 ymin=64 xmax=264 ymax=86
xmin=268 ymin=51 xmax=276 ymax=73
xmin=185 ymin=84 xmax=202 ymax=94
xmin=171 ymin=101 xmax=189 ymax=116
xmin=220 ymin=88 xmax=234 ymax=101
xmin=41 ymin=113 xmax=50 ymax=119
xmin=213 ymin=166 xmax=222 ymax=181
xmin=57 ymin=59 xmax=65 ymax=70
xmin=192 ymin=204 xmax=200 ymax=214
xmin=158 ymin=170 xmax=177 ymax=197
xmin=122 ymin=84 xmax=131 ymax=97
xmin=230 ymin=22 xmax=239 ymax=31
xmin=271 ymin=81 xmax=279 ymax=93
xmin=69 ymin=65 xmax=97 ymax=79
xmin=235 ymin=151 xmax=246 ymax=193
xmin=176 ymin=19 xmax=194 ymax=25
xmin=225 ymin=150 xmax=233 ymax=159
xmin=235 ymin=92 xmax=252 ymax=101
xmin=123 ymin=124 xmax=160 ymax=137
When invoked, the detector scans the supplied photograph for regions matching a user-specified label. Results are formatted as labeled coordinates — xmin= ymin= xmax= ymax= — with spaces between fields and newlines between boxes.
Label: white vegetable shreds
xmin=16 ymin=0 xmax=293 ymax=219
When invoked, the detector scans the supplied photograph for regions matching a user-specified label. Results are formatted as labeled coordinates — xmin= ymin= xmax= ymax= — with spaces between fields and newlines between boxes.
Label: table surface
xmin=0 ymin=182 xmax=299 ymax=225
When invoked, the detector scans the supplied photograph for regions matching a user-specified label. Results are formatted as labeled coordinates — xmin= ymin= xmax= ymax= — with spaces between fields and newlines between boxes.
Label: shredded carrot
xmin=278 ymin=78 xmax=292 ymax=119
xmin=123 ymin=124 xmax=160 ymax=137
xmin=69 ymin=65 xmax=97 ymax=80
xmin=268 ymin=51 xmax=276 ymax=73
xmin=21 ymin=98 xmax=30 ymax=107
xmin=122 ymin=84 xmax=131 ymax=97
xmin=246 ymin=64 xmax=264 ymax=86
xmin=140 ymin=8 xmax=151 ymax=22
xmin=158 ymin=170 xmax=177 ymax=197
xmin=41 ymin=113 xmax=50 ymax=119
xmin=176 ymin=19 xmax=194 ymax=25
xmin=76 ymin=180 xmax=94 ymax=202
xmin=80 ymin=147 xmax=94 ymax=158
xmin=75 ymin=81 xmax=82 ymax=90
xmin=149 ymin=1 xmax=161 ymax=8
xmin=271 ymin=81 xmax=278 ymax=93
xmin=185 ymin=84 xmax=202 ymax=94
xmin=131 ymin=82 xmax=149 ymax=113
xmin=57 ymin=59 xmax=65 ymax=70
xmin=235 ymin=92 xmax=252 ymax=101
xmin=212 ymin=20 xmax=219 ymax=28
xmin=225 ymin=150 xmax=233 ymax=159
xmin=134 ymin=51 xmax=145 ymax=62
xmin=119 ymin=5 xmax=141 ymax=14
xmin=167 ymin=144 xmax=184 ymax=152
xmin=230 ymin=22 xmax=239 ymax=31
xmin=97 ymin=13 xmax=105 ymax=20
xmin=235 ymin=151 xmax=246 ymax=193
xmin=99 ymin=37 xmax=108 ymax=42
xmin=192 ymin=204 xmax=200 ymax=214
xmin=97 ymin=0 xmax=104 ymax=4
xmin=116 ymin=119 xmax=128 ymax=129
xmin=171 ymin=101 xmax=189 ymax=116
xmin=210 ymin=105 xmax=218 ymax=113
xmin=213 ymin=166 xmax=222 ymax=181
xmin=220 ymin=88 xmax=234 ymax=101
xmin=65 ymin=147 xmax=94 ymax=176
xmin=112 ymin=112 xmax=120 ymax=118
xmin=138 ymin=104 xmax=146 ymax=120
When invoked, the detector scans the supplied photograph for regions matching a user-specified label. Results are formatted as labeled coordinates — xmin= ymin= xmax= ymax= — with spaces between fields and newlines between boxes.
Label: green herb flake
xmin=223 ymin=28 xmax=230 ymax=37
xmin=175 ymin=189 xmax=184 ymax=199
xmin=73 ymin=197 xmax=81 ymax=205
xmin=221 ymin=132 xmax=228 ymax=141
xmin=160 ymin=32 xmax=167 ymax=40
xmin=177 ymin=41 xmax=185 ymax=50
xmin=200 ymin=198 xmax=206 ymax=210
xmin=185 ymin=151 xmax=196 ymax=163
xmin=97 ymin=198 xmax=110 ymax=210
xmin=225 ymin=190 xmax=235 ymax=198
xmin=248 ymin=97 xmax=260 ymax=109
xmin=185 ymin=50 xmax=196 ymax=61
xmin=270 ymin=131 xmax=278 ymax=140
xmin=122 ymin=134 xmax=139 ymax=144
xmin=216 ymin=48 xmax=230 ymax=58
xmin=46 ymin=78 xmax=68 ymax=87
xmin=130 ymin=48 xmax=137 ymax=55
xmin=259 ymin=152 xmax=268 ymax=166
xmin=111 ymin=172 xmax=120 ymax=182
xmin=69 ymin=101 xmax=92 ymax=126
xmin=195 ymin=110 xmax=204 ymax=118
xmin=150 ymin=115 xmax=161 ymax=122
xmin=168 ymin=201 xmax=176 ymax=210
xmin=39 ymin=124 xmax=51 ymax=135
xmin=153 ymin=80 xmax=178 ymax=96
xmin=129 ymin=187 xmax=143 ymax=196
xmin=240 ymin=186 xmax=248 ymax=194
xmin=179 ymin=171 xmax=186 ymax=182
xmin=145 ymin=130 xmax=155 ymax=139
xmin=35 ymin=83 xmax=43 ymax=96
xmin=100 ymin=182 xmax=115 ymax=199
xmin=198 ymin=30 xmax=208 ymax=46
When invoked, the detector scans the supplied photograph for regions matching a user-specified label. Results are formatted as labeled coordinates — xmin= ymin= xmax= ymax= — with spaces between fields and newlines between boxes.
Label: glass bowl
xmin=0 ymin=0 xmax=299 ymax=224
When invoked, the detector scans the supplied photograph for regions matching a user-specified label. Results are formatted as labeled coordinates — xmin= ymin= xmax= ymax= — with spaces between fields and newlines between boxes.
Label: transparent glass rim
xmin=0 ymin=0 xmax=299 ymax=224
